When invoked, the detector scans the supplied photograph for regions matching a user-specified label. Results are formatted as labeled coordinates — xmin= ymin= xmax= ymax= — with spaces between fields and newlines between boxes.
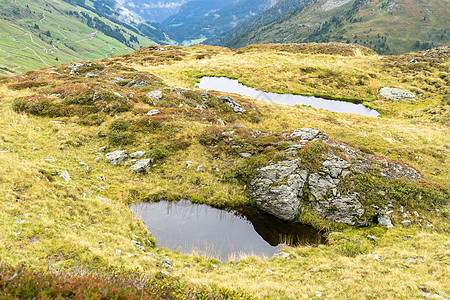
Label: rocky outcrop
xmin=218 ymin=96 xmax=246 ymax=114
xmin=249 ymin=128 xmax=423 ymax=226
xmin=250 ymin=159 xmax=307 ymax=221
xmin=379 ymin=87 xmax=416 ymax=101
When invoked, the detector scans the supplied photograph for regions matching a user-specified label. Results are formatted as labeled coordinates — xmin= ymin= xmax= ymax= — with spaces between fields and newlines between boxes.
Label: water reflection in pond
xmin=130 ymin=200 xmax=325 ymax=261
xmin=196 ymin=76 xmax=380 ymax=117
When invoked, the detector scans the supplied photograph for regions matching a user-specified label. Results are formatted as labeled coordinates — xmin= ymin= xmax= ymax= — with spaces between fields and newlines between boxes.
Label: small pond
xmin=130 ymin=200 xmax=325 ymax=261
xmin=196 ymin=76 xmax=380 ymax=117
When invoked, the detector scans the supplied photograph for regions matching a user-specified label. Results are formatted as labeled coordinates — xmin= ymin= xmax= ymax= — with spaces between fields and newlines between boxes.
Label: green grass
xmin=0 ymin=0 xmax=157 ymax=76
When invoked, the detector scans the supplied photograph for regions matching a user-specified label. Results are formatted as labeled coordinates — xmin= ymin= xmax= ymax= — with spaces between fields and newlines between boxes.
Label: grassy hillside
xmin=213 ymin=0 xmax=450 ymax=55
xmin=0 ymin=43 xmax=448 ymax=298
xmin=0 ymin=0 xmax=168 ymax=76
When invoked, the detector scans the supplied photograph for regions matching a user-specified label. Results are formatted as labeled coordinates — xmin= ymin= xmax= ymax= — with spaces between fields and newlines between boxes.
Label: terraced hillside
xmin=0 ymin=0 xmax=169 ymax=76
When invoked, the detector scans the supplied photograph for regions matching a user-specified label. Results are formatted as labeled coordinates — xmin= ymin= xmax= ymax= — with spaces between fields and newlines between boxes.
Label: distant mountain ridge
xmin=209 ymin=0 xmax=450 ymax=54
xmin=161 ymin=0 xmax=278 ymax=44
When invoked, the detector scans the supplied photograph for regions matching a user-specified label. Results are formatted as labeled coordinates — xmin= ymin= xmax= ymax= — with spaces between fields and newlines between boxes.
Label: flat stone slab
xmin=379 ymin=87 xmax=416 ymax=101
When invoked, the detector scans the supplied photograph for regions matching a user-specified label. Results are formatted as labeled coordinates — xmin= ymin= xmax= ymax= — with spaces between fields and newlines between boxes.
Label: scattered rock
xmin=401 ymin=220 xmax=412 ymax=227
xmin=373 ymin=254 xmax=384 ymax=262
xmin=315 ymin=291 xmax=323 ymax=298
xmin=125 ymin=80 xmax=148 ymax=88
xmin=367 ymin=235 xmax=377 ymax=241
xmin=378 ymin=214 xmax=394 ymax=228
xmin=85 ymin=73 xmax=99 ymax=78
xmin=105 ymin=150 xmax=127 ymax=165
xmin=266 ymin=269 xmax=274 ymax=275
xmin=60 ymin=171 xmax=71 ymax=181
xmin=160 ymin=270 xmax=172 ymax=277
xmin=147 ymin=90 xmax=163 ymax=100
xmin=115 ymin=249 xmax=121 ymax=255
xmin=185 ymin=161 xmax=192 ymax=169
xmin=273 ymin=251 xmax=290 ymax=259
xmin=106 ymin=77 xmax=124 ymax=83
xmin=147 ymin=109 xmax=160 ymax=116
xmin=379 ymin=87 xmax=416 ymax=101
xmin=218 ymin=96 xmax=246 ymax=114
xmin=239 ymin=153 xmax=252 ymax=158
xmin=130 ymin=151 xmax=145 ymax=158
xmin=406 ymin=257 xmax=415 ymax=263
xmin=130 ymin=158 xmax=153 ymax=173
xmin=161 ymin=259 xmax=173 ymax=270
xmin=196 ymin=164 xmax=204 ymax=172
xmin=290 ymin=128 xmax=327 ymax=141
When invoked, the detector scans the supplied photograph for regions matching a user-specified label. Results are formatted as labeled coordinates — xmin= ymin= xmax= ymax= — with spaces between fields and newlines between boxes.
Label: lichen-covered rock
xmin=147 ymin=90 xmax=163 ymax=100
xmin=310 ymin=193 xmax=366 ymax=226
xmin=130 ymin=158 xmax=153 ymax=172
xmin=126 ymin=80 xmax=148 ymax=88
xmin=379 ymin=87 xmax=416 ymax=101
xmin=218 ymin=96 xmax=246 ymax=114
xmin=249 ymin=127 xmax=424 ymax=226
xmin=290 ymin=128 xmax=328 ymax=141
xmin=250 ymin=160 xmax=307 ymax=221
xmin=106 ymin=150 xmax=127 ymax=165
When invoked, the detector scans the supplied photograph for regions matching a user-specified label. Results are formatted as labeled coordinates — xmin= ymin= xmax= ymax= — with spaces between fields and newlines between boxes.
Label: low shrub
xmin=8 ymin=81 xmax=48 ymax=90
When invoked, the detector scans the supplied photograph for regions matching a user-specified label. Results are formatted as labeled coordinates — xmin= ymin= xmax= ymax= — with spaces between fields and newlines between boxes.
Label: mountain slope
xmin=212 ymin=0 xmax=450 ymax=54
xmin=0 ymin=0 xmax=169 ymax=76
xmin=206 ymin=0 xmax=311 ymax=46
xmin=161 ymin=0 xmax=277 ymax=44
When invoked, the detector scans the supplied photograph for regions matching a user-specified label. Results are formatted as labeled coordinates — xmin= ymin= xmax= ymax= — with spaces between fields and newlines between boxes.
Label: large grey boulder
xmin=106 ymin=150 xmax=127 ymax=165
xmin=310 ymin=193 xmax=365 ymax=225
xmin=379 ymin=87 xmax=416 ymax=101
xmin=250 ymin=160 xmax=307 ymax=221
xmin=130 ymin=158 xmax=153 ymax=173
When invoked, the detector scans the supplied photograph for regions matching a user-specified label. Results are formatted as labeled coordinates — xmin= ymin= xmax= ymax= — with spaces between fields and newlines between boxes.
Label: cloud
xmin=143 ymin=1 xmax=188 ymax=9
xmin=114 ymin=0 xmax=144 ymax=24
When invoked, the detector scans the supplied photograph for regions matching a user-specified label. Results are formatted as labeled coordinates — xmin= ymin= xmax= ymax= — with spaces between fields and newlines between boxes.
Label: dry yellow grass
xmin=0 ymin=44 xmax=448 ymax=299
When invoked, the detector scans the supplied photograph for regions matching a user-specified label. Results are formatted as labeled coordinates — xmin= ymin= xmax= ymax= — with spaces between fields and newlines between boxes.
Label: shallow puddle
xmin=131 ymin=200 xmax=325 ymax=261
xmin=196 ymin=76 xmax=380 ymax=117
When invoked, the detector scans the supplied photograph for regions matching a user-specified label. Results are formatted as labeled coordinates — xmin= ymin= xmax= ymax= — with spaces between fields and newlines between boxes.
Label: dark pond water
xmin=196 ymin=76 xmax=380 ymax=117
xmin=130 ymin=200 xmax=325 ymax=261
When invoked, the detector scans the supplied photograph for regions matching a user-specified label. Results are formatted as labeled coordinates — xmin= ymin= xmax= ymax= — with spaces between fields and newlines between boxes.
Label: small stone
xmin=130 ymin=151 xmax=145 ymax=158
xmin=115 ymin=249 xmax=121 ymax=255
xmin=427 ymin=222 xmax=433 ymax=227
xmin=185 ymin=161 xmax=192 ymax=168
xmin=105 ymin=150 xmax=127 ymax=165
xmin=315 ymin=291 xmax=323 ymax=297
xmin=51 ymin=121 xmax=65 ymax=124
xmin=401 ymin=220 xmax=412 ymax=227
xmin=60 ymin=171 xmax=71 ymax=181
xmin=196 ymin=164 xmax=204 ymax=172
xmin=406 ymin=257 xmax=415 ymax=263
xmin=130 ymin=158 xmax=153 ymax=173
xmin=161 ymin=259 xmax=173 ymax=269
xmin=14 ymin=219 xmax=25 ymax=224
xmin=147 ymin=90 xmax=163 ymax=100
xmin=239 ymin=153 xmax=252 ymax=158
xmin=373 ymin=254 xmax=384 ymax=262
xmin=273 ymin=251 xmax=290 ymax=259
xmin=146 ymin=252 xmax=156 ymax=258
xmin=44 ymin=158 xmax=55 ymax=162
xmin=378 ymin=214 xmax=394 ymax=228
xmin=85 ymin=73 xmax=99 ymax=78
xmin=367 ymin=235 xmax=377 ymax=241
xmin=160 ymin=270 xmax=172 ymax=277
xmin=266 ymin=269 xmax=273 ymax=275
xmin=147 ymin=109 xmax=160 ymax=116
xmin=200 ymin=268 xmax=208 ymax=273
